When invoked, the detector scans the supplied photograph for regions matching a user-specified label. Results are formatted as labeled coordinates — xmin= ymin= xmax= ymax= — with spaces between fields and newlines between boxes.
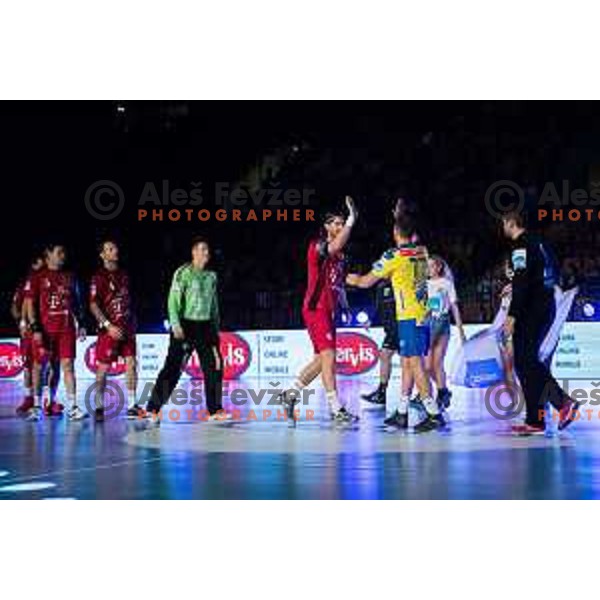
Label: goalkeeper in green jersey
xmin=145 ymin=236 xmax=224 ymax=419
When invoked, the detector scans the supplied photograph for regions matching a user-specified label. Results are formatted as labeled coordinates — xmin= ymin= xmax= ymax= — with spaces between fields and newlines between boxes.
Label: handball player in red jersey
xmin=24 ymin=243 xmax=87 ymax=421
xmin=283 ymin=196 xmax=358 ymax=424
xmin=12 ymin=252 xmax=45 ymax=415
xmin=89 ymin=240 xmax=138 ymax=422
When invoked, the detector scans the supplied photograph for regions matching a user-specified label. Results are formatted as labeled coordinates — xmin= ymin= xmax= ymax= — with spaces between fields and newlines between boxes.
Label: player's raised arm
xmin=326 ymin=196 xmax=357 ymax=255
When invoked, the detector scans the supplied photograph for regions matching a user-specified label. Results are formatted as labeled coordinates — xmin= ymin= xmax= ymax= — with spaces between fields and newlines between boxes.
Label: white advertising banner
xmin=0 ymin=323 xmax=599 ymax=385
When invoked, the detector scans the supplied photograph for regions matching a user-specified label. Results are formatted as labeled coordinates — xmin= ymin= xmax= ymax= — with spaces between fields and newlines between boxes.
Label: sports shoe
xmin=281 ymin=391 xmax=300 ymax=421
xmin=511 ymin=423 xmax=545 ymax=436
xmin=409 ymin=395 xmax=426 ymax=413
xmin=126 ymin=405 xmax=143 ymax=419
xmin=436 ymin=388 xmax=452 ymax=410
xmin=208 ymin=411 xmax=233 ymax=422
xmin=383 ymin=410 xmax=408 ymax=429
xmin=361 ymin=386 xmax=387 ymax=405
xmin=67 ymin=406 xmax=89 ymax=421
xmin=16 ymin=396 xmax=35 ymax=415
xmin=94 ymin=408 xmax=105 ymax=423
xmin=140 ymin=410 xmax=161 ymax=427
xmin=44 ymin=400 xmax=64 ymax=417
xmin=414 ymin=414 xmax=444 ymax=433
xmin=332 ymin=407 xmax=355 ymax=423
xmin=558 ymin=399 xmax=582 ymax=431
xmin=25 ymin=406 xmax=43 ymax=422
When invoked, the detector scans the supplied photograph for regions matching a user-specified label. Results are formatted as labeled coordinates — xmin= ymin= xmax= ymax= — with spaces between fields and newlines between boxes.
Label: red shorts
xmin=95 ymin=329 xmax=136 ymax=365
xmin=302 ymin=307 xmax=336 ymax=353
xmin=20 ymin=333 xmax=34 ymax=369
xmin=34 ymin=330 xmax=76 ymax=362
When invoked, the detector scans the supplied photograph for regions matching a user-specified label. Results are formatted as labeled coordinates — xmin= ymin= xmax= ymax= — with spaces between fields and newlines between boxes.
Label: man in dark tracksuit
xmin=145 ymin=237 xmax=224 ymax=420
xmin=502 ymin=212 xmax=578 ymax=435
xmin=361 ymin=281 xmax=399 ymax=405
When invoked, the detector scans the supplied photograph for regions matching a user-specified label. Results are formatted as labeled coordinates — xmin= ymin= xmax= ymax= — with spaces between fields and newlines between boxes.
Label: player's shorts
xmin=380 ymin=303 xmax=399 ymax=351
xmin=34 ymin=329 xmax=76 ymax=362
xmin=302 ymin=307 xmax=336 ymax=353
xmin=397 ymin=319 xmax=430 ymax=357
xmin=20 ymin=332 xmax=34 ymax=369
xmin=429 ymin=314 xmax=451 ymax=341
xmin=96 ymin=328 xmax=136 ymax=364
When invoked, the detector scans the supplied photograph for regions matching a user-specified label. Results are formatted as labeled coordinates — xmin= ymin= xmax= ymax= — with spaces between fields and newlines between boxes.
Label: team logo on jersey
xmin=335 ymin=332 xmax=379 ymax=376
xmin=512 ymin=248 xmax=527 ymax=271
xmin=185 ymin=332 xmax=251 ymax=380
xmin=84 ymin=342 xmax=128 ymax=376
xmin=0 ymin=342 xmax=25 ymax=378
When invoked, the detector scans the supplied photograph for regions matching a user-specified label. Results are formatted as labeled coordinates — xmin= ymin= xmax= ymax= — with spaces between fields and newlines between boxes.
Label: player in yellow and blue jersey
xmin=346 ymin=203 xmax=444 ymax=432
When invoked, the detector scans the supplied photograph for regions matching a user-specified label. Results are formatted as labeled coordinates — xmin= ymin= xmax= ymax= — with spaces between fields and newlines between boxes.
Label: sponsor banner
xmin=1 ymin=324 xmax=600 ymax=384
xmin=0 ymin=341 xmax=25 ymax=378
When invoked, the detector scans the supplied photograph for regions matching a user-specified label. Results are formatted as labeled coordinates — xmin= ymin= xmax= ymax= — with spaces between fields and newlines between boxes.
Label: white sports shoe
xmin=67 ymin=406 xmax=89 ymax=421
xmin=140 ymin=411 xmax=161 ymax=427
xmin=25 ymin=406 xmax=43 ymax=422
xmin=208 ymin=412 xmax=233 ymax=422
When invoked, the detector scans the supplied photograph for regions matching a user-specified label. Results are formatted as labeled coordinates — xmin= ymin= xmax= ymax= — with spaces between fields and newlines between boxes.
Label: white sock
xmin=127 ymin=388 xmax=137 ymax=409
xmin=398 ymin=394 xmax=410 ymax=414
xmin=326 ymin=390 xmax=341 ymax=413
xmin=34 ymin=393 xmax=42 ymax=408
xmin=66 ymin=393 xmax=76 ymax=411
xmin=422 ymin=395 xmax=439 ymax=416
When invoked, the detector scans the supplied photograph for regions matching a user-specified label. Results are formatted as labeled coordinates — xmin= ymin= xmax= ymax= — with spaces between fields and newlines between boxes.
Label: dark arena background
xmin=1 ymin=101 xmax=600 ymax=499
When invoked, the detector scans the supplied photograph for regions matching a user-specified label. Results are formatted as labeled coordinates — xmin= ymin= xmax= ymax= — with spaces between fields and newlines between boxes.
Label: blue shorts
xmin=397 ymin=319 xmax=430 ymax=357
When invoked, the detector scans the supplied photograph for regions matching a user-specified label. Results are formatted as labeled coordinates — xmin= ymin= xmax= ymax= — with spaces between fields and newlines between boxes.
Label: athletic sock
xmin=34 ymin=393 xmax=42 ymax=408
xmin=422 ymin=395 xmax=439 ymax=416
xmin=66 ymin=393 xmax=76 ymax=411
xmin=127 ymin=388 xmax=137 ymax=409
xmin=23 ymin=387 xmax=33 ymax=399
xmin=398 ymin=394 xmax=410 ymax=414
xmin=326 ymin=390 xmax=341 ymax=413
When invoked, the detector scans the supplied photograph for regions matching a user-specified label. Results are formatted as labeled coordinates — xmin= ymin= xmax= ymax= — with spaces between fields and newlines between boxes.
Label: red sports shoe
xmin=511 ymin=423 xmax=546 ymax=436
xmin=16 ymin=396 xmax=35 ymax=415
xmin=44 ymin=400 xmax=65 ymax=417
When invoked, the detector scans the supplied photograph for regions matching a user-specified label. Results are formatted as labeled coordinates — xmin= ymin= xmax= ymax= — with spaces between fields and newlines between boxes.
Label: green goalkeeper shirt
xmin=167 ymin=263 xmax=220 ymax=328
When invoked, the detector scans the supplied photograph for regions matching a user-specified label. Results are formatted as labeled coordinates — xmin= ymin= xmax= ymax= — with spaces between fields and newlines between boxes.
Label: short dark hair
xmin=392 ymin=197 xmax=418 ymax=220
xmin=394 ymin=210 xmax=417 ymax=238
xmin=323 ymin=212 xmax=344 ymax=226
xmin=502 ymin=209 xmax=527 ymax=229
xmin=191 ymin=235 xmax=209 ymax=250
xmin=98 ymin=238 xmax=118 ymax=254
xmin=44 ymin=241 xmax=65 ymax=255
